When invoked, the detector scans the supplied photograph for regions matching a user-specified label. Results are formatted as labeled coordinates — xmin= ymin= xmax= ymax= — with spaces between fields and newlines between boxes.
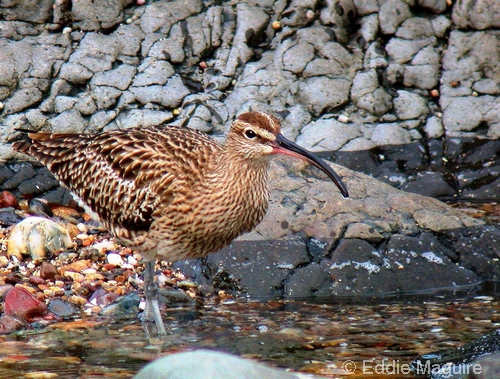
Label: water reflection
xmin=0 ymin=287 xmax=499 ymax=379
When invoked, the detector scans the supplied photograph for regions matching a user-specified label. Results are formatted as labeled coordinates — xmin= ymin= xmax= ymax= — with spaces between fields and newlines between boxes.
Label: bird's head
xmin=226 ymin=112 xmax=349 ymax=198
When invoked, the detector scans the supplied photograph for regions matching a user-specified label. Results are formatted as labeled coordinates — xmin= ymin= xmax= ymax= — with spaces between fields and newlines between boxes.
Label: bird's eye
xmin=244 ymin=129 xmax=257 ymax=139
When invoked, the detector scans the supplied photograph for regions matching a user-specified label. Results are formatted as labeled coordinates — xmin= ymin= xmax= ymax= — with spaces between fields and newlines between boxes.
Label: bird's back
xmin=12 ymin=126 xmax=223 ymax=252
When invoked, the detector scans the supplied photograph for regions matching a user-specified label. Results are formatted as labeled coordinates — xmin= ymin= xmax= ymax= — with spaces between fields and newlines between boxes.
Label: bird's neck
xmin=210 ymin=147 xmax=271 ymax=188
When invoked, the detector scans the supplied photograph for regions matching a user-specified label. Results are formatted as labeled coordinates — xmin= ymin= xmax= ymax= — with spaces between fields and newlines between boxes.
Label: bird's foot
xmin=142 ymin=261 xmax=167 ymax=339
xmin=141 ymin=295 xmax=167 ymax=339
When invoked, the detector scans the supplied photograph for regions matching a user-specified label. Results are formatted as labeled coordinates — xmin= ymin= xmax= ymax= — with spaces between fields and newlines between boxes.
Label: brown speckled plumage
xmin=13 ymin=111 xmax=348 ymax=335
xmin=13 ymin=113 xmax=283 ymax=261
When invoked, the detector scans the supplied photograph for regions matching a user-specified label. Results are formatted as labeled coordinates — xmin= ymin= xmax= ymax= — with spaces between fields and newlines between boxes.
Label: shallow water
xmin=1 ymin=287 xmax=499 ymax=379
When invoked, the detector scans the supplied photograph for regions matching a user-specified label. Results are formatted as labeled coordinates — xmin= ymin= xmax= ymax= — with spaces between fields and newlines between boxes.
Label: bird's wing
xmin=12 ymin=126 xmax=221 ymax=231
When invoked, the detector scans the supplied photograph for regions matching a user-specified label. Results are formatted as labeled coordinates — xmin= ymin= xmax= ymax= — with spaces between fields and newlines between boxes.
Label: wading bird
xmin=13 ymin=112 xmax=348 ymax=336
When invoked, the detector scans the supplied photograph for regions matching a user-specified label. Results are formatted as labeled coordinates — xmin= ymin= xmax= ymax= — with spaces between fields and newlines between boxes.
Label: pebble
xmin=0 ymin=315 xmax=25 ymax=333
xmin=29 ymin=275 xmax=45 ymax=285
xmin=0 ymin=284 xmax=13 ymax=299
xmin=100 ymin=293 xmax=140 ymax=317
xmin=4 ymin=286 xmax=47 ymax=319
xmin=338 ymin=114 xmax=349 ymax=123
xmin=92 ymin=240 xmax=116 ymax=253
xmin=0 ymin=190 xmax=19 ymax=209
xmin=106 ymin=253 xmax=124 ymax=266
xmin=0 ymin=255 xmax=8 ymax=267
xmin=63 ymin=271 xmax=85 ymax=282
xmin=48 ymin=298 xmax=79 ymax=317
xmin=40 ymin=262 xmax=58 ymax=280
xmin=81 ymin=268 xmax=97 ymax=275
xmin=58 ymin=251 xmax=78 ymax=262
xmin=68 ymin=295 xmax=88 ymax=307
xmin=62 ymin=27 xmax=72 ymax=34
xmin=76 ymin=223 xmax=87 ymax=233
xmin=7 ymin=217 xmax=73 ymax=260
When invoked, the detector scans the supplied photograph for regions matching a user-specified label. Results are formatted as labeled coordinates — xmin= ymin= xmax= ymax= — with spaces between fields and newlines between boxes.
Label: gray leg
xmin=142 ymin=260 xmax=167 ymax=337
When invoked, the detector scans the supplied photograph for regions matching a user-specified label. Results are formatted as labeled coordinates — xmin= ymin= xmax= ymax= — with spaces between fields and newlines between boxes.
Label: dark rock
xmin=18 ymin=174 xmax=60 ymax=198
xmin=4 ymin=272 xmax=23 ymax=285
xmin=444 ymin=226 xmax=500 ymax=281
xmin=401 ymin=171 xmax=458 ymax=198
xmin=412 ymin=329 xmax=500 ymax=379
xmin=284 ymin=263 xmax=332 ymax=299
xmin=205 ymin=240 xmax=310 ymax=298
xmin=0 ymin=211 xmax=23 ymax=226
xmin=28 ymin=198 xmax=53 ymax=217
xmin=1 ymin=163 xmax=36 ymax=190
xmin=327 ymin=239 xmax=400 ymax=296
xmin=326 ymin=235 xmax=480 ymax=297
xmin=4 ymin=287 xmax=47 ymax=320
xmin=0 ymin=164 xmax=14 ymax=185
xmin=48 ymin=299 xmax=80 ymax=317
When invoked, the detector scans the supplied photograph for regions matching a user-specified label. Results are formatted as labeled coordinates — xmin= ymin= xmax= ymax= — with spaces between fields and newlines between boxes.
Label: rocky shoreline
xmin=1 ymin=0 xmax=500 ymax=335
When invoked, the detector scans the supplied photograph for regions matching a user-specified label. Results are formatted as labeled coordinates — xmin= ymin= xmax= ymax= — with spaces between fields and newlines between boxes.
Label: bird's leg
xmin=142 ymin=260 xmax=167 ymax=337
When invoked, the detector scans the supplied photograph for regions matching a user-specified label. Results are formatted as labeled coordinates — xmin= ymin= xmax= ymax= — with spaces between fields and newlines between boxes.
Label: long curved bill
xmin=271 ymin=134 xmax=349 ymax=198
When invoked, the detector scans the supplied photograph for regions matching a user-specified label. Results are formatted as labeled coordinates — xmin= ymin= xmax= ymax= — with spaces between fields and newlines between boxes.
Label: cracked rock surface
xmin=1 ymin=0 xmax=500 ymax=297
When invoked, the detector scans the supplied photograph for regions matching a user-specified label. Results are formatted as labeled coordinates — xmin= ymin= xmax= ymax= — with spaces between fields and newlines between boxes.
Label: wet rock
xmin=469 ymin=352 xmax=500 ymax=378
xmin=133 ymin=350 xmax=320 ymax=379
xmin=7 ymin=217 xmax=73 ymax=260
xmin=401 ymin=171 xmax=458 ymax=198
xmin=445 ymin=226 xmax=500 ymax=281
xmin=413 ymin=329 xmax=500 ymax=379
xmin=0 ymin=315 xmax=25 ymax=334
xmin=100 ymin=293 xmax=140 ymax=317
xmin=284 ymin=263 xmax=332 ymax=299
xmin=325 ymin=232 xmax=480 ymax=296
xmin=48 ymin=299 xmax=80 ymax=318
xmin=206 ymin=240 xmax=309 ymax=298
xmin=159 ymin=289 xmax=196 ymax=306
xmin=4 ymin=286 xmax=47 ymax=319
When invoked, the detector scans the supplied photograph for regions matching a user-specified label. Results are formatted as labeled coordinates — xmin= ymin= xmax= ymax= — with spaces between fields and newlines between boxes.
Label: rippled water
xmin=1 ymin=202 xmax=500 ymax=378
xmin=1 ymin=287 xmax=499 ymax=379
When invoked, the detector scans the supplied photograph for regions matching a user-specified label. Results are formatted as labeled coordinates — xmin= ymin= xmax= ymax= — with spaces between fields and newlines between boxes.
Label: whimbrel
xmin=12 ymin=112 xmax=348 ymax=336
